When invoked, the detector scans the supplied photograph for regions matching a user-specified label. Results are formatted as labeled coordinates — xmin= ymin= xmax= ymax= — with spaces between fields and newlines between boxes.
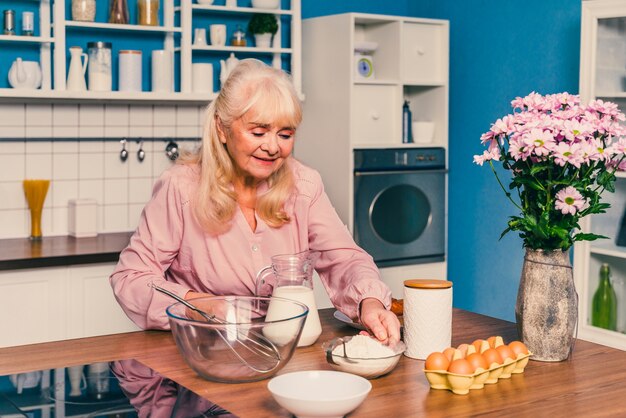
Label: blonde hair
xmin=181 ymin=59 xmax=302 ymax=235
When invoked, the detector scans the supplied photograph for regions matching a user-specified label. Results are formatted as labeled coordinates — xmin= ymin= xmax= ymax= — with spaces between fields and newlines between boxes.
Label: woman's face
xmin=219 ymin=110 xmax=296 ymax=186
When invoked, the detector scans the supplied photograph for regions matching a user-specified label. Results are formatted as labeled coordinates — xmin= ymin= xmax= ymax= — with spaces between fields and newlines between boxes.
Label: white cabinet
xmin=0 ymin=0 xmax=302 ymax=103
xmin=575 ymin=0 xmax=626 ymax=351
xmin=66 ymin=264 xmax=139 ymax=340
xmin=297 ymin=13 xmax=449 ymax=284
xmin=0 ymin=267 xmax=66 ymax=347
xmin=0 ymin=263 xmax=139 ymax=348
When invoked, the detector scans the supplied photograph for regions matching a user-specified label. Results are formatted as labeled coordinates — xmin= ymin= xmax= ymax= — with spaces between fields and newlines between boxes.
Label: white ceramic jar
xmin=118 ymin=50 xmax=142 ymax=92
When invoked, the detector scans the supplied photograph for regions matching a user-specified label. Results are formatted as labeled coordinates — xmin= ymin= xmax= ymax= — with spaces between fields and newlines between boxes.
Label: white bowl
xmin=268 ymin=370 xmax=371 ymax=418
xmin=323 ymin=337 xmax=406 ymax=379
xmin=196 ymin=0 xmax=214 ymax=4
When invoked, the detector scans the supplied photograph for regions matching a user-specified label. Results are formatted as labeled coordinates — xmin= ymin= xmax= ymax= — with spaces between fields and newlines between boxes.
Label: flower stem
xmin=489 ymin=161 xmax=524 ymax=211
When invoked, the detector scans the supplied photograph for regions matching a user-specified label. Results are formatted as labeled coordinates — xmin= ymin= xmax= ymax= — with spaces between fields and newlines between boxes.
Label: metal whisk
xmin=151 ymin=284 xmax=282 ymax=374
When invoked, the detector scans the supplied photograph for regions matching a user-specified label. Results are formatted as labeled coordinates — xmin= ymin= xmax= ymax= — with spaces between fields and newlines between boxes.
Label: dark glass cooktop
xmin=0 ymin=359 xmax=234 ymax=417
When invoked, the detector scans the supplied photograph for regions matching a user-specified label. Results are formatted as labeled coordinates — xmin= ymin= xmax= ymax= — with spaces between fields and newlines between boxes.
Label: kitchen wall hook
xmin=120 ymin=139 xmax=128 ymax=162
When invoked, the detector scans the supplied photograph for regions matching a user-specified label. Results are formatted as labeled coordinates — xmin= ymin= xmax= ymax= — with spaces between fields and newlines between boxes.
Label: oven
xmin=353 ymin=147 xmax=446 ymax=267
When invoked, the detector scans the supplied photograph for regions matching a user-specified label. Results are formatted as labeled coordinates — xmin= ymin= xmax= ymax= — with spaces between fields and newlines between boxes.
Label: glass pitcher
xmin=256 ymin=250 xmax=322 ymax=347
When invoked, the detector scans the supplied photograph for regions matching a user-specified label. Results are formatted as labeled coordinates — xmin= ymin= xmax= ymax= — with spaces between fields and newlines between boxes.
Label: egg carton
xmin=424 ymin=352 xmax=531 ymax=395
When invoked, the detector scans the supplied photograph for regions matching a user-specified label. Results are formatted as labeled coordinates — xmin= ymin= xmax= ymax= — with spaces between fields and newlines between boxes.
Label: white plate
xmin=354 ymin=41 xmax=378 ymax=54
xmin=333 ymin=310 xmax=367 ymax=330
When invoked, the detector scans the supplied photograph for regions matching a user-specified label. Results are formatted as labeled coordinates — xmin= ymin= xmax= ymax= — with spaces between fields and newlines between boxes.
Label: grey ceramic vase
xmin=515 ymin=248 xmax=578 ymax=362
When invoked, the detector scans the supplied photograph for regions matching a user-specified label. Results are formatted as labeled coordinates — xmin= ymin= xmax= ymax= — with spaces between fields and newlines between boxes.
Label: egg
xmin=447 ymin=358 xmax=474 ymax=375
xmin=495 ymin=344 xmax=516 ymax=362
xmin=481 ymin=348 xmax=503 ymax=366
xmin=508 ymin=341 xmax=529 ymax=357
xmin=465 ymin=352 xmax=489 ymax=372
xmin=487 ymin=336 xmax=498 ymax=348
xmin=425 ymin=352 xmax=450 ymax=371
xmin=471 ymin=339 xmax=485 ymax=353
xmin=442 ymin=347 xmax=456 ymax=361
xmin=457 ymin=343 xmax=470 ymax=357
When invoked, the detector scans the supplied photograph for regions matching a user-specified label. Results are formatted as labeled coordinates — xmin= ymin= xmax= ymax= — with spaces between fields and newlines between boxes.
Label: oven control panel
xmin=354 ymin=147 xmax=446 ymax=171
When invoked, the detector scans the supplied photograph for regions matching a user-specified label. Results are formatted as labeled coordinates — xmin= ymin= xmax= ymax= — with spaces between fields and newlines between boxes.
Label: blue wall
xmin=303 ymin=0 xmax=582 ymax=321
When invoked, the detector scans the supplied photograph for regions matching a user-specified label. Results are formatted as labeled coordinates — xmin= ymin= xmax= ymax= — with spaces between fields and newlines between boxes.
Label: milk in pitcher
xmin=264 ymin=285 xmax=321 ymax=347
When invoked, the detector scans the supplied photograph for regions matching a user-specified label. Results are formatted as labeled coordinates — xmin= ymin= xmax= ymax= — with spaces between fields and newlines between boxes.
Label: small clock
xmin=354 ymin=54 xmax=375 ymax=80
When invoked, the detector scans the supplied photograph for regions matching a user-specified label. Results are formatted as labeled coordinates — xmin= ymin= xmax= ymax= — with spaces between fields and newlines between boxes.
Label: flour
xmin=332 ymin=335 xmax=395 ymax=358
xmin=328 ymin=335 xmax=404 ymax=379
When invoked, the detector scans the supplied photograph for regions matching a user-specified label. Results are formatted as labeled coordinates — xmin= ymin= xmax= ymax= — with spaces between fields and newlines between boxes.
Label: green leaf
xmin=573 ymin=233 xmax=608 ymax=241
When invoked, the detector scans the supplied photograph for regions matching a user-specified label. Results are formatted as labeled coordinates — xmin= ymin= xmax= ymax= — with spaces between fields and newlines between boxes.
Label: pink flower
xmin=555 ymin=186 xmax=586 ymax=215
xmin=521 ymin=128 xmax=555 ymax=157
xmin=553 ymin=142 xmax=582 ymax=167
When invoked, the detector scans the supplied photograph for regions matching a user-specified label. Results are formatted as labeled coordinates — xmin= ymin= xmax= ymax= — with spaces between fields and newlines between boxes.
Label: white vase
xmin=254 ymin=33 xmax=273 ymax=48
xmin=66 ymin=46 xmax=88 ymax=91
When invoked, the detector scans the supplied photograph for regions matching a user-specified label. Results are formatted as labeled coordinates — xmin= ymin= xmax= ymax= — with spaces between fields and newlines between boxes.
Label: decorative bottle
xmin=591 ymin=263 xmax=617 ymax=331
xmin=109 ymin=0 xmax=129 ymax=24
xmin=402 ymin=100 xmax=413 ymax=143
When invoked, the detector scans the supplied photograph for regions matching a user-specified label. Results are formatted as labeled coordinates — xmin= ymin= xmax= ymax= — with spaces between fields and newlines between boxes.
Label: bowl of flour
xmin=323 ymin=335 xmax=406 ymax=379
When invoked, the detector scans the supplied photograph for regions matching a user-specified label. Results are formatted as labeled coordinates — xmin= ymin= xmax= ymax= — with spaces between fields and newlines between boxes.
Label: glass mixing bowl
xmin=166 ymin=295 xmax=308 ymax=383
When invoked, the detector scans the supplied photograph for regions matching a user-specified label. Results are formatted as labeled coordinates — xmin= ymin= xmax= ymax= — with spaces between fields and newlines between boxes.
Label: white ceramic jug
xmin=66 ymin=46 xmax=88 ymax=91
xmin=8 ymin=58 xmax=42 ymax=90
xmin=9 ymin=371 xmax=42 ymax=394
xmin=219 ymin=53 xmax=239 ymax=87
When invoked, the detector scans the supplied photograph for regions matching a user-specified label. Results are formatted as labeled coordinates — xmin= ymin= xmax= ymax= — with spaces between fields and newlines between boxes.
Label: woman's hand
xmin=359 ymin=298 xmax=401 ymax=345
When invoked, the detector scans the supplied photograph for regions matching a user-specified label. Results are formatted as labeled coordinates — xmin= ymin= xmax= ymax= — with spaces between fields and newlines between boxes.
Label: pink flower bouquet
xmin=474 ymin=92 xmax=626 ymax=250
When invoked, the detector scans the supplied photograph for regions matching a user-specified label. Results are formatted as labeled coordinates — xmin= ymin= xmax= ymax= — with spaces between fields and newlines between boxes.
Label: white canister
xmin=412 ymin=121 xmax=435 ymax=144
xmin=403 ymin=279 xmax=452 ymax=360
xmin=151 ymin=50 xmax=173 ymax=92
xmin=68 ymin=198 xmax=98 ymax=238
xmin=192 ymin=63 xmax=213 ymax=93
xmin=119 ymin=50 xmax=142 ymax=92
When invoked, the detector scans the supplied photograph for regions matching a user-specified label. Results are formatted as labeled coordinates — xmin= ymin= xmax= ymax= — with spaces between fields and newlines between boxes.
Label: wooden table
xmin=1 ymin=308 xmax=625 ymax=417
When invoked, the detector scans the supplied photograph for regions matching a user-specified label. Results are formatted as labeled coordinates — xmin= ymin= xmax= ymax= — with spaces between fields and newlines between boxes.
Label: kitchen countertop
xmin=2 ymin=308 xmax=625 ymax=417
xmin=0 ymin=232 xmax=132 ymax=271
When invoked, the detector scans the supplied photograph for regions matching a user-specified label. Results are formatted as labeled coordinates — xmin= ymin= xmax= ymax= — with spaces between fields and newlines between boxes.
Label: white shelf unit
xmin=297 ymin=13 xmax=449 ymax=293
xmin=576 ymin=0 xmax=626 ymax=351
xmin=0 ymin=0 xmax=301 ymax=103
xmin=0 ymin=0 xmax=53 ymax=90
xmin=177 ymin=0 xmax=301 ymax=95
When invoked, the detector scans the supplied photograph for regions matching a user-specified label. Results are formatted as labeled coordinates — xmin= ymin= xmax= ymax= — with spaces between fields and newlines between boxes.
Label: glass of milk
xmin=256 ymin=251 xmax=322 ymax=347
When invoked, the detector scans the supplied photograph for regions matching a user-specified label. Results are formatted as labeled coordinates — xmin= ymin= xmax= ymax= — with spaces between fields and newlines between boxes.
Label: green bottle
xmin=591 ymin=263 xmax=617 ymax=331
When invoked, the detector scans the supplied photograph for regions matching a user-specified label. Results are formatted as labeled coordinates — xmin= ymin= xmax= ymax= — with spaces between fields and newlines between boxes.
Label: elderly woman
xmin=110 ymin=59 xmax=400 ymax=344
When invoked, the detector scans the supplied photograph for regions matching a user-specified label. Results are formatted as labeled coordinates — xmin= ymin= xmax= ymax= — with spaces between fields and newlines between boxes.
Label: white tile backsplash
xmin=0 ymin=102 xmax=202 ymax=239
xmin=52 ymin=154 xmax=79 ymax=180
xmin=0 ymin=104 xmax=25 ymax=126
xmin=53 ymin=105 xmax=79 ymax=126
xmin=79 ymin=104 xmax=105 ymax=126
xmin=0 ymin=154 xmax=25 ymax=181
xmin=25 ymin=104 xmax=52 ymax=126
xmin=53 ymin=125 xmax=80 ymax=138
xmin=104 ymin=204 xmax=129 ymax=231
xmin=154 ymin=106 xmax=177 ymax=126
xmin=104 ymin=178 xmax=129 ymax=205
xmin=51 ymin=180 xmax=79 ymax=208
xmin=0 ymin=181 xmax=26 ymax=210
xmin=79 ymin=153 xmax=104 ymax=179
xmin=25 ymin=154 xmax=52 ymax=178
xmin=0 ymin=141 xmax=24 ymax=154
xmin=78 ymin=179 xmax=103 ymax=202
xmin=0 ymin=209 xmax=27 ymax=238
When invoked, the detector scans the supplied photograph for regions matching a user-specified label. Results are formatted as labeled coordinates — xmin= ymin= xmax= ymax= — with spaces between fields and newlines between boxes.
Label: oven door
xmin=353 ymin=169 xmax=445 ymax=267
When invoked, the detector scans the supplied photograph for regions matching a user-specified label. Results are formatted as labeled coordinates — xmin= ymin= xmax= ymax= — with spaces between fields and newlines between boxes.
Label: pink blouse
xmin=109 ymin=159 xmax=391 ymax=330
